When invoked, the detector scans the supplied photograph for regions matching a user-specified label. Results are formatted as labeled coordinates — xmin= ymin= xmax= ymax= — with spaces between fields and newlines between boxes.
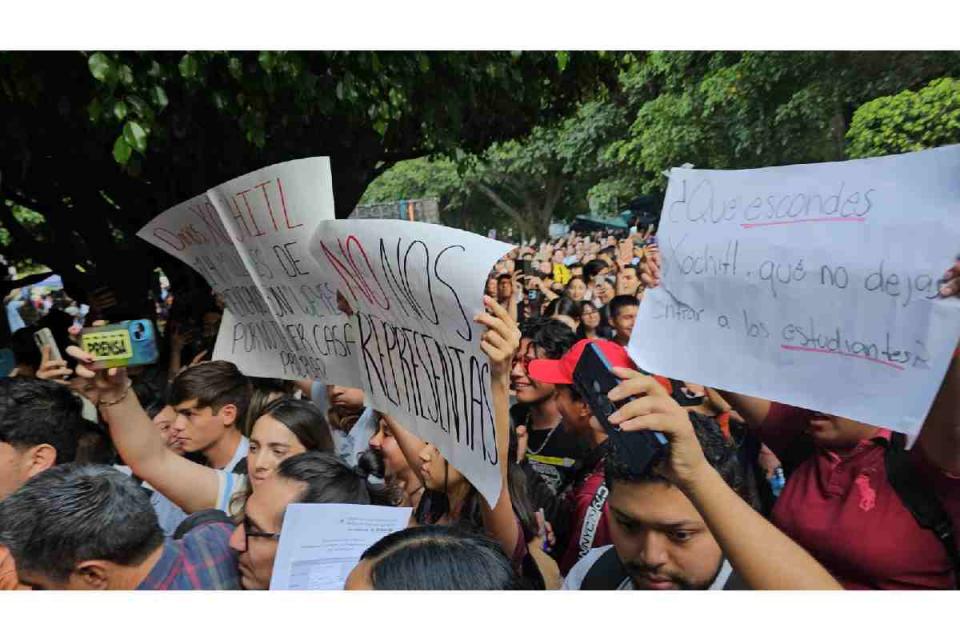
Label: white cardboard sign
xmin=630 ymin=145 xmax=960 ymax=435
xmin=310 ymin=219 xmax=513 ymax=505
xmin=137 ymin=158 xmax=361 ymax=385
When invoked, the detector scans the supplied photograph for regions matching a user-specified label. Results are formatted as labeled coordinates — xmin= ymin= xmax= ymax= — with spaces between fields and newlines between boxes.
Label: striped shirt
xmin=137 ymin=522 xmax=240 ymax=590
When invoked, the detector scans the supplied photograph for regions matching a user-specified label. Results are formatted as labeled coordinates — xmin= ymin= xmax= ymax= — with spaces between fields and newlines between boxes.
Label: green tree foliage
xmin=359 ymin=156 xmax=463 ymax=209
xmin=0 ymin=51 xmax=614 ymax=312
xmin=357 ymin=157 xmax=505 ymax=232
xmin=465 ymin=99 xmax=628 ymax=237
xmin=360 ymin=98 xmax=629 ymax=239
xmin=607 ymin=52 xmax=960 ymax=194
xmin=846 ymin=77 xmax=960 ymax=158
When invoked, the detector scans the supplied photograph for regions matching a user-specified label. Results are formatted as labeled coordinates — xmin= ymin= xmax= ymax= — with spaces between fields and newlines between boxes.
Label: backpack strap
xmin=172 ymin=509 xmax=235 ymax=540
xmin=885 ymin=432 xmax=960 ymax=589
xmin=580 ymin=546 xmax=628 ymax=590
xmin=576 ymin=481 xmax=610 ymax=560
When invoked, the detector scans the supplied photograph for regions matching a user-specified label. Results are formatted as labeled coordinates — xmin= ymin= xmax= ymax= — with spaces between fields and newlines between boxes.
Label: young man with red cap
xmin=527 ymin=338 xmax=672 ymax=575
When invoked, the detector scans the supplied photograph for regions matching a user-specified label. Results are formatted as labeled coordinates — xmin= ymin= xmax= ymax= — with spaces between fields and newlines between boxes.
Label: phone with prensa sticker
xmin=80 ymin=319 xmax=159 ymax=370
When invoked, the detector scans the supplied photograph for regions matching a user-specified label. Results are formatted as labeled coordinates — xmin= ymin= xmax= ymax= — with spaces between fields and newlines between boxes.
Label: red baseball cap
xmin=528 ymin=339 xmax=635 ymax=385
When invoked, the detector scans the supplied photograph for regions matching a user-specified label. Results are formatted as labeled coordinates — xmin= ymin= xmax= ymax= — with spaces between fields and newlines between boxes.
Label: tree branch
xmin=473 ymin=181 xmax=525 ymax=221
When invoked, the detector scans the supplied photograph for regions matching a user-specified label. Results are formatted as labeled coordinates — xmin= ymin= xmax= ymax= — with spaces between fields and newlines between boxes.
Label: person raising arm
xmin=377 ymin=296 xmax=536 ymax=572
xmin=474 ymin=294 xmax=524 ymax=559
xmin=605 ymin=368 xmax=841 ymax=590
xmin=640 ymin=243 xmax=960 ymax=589
xmin=63 ymin=351 xmax=222 ymax=514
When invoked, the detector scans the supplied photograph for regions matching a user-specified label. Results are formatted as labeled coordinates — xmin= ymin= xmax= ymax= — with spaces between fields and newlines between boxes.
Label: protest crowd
xmin=0 ymin=201 xmax=959 ymax=593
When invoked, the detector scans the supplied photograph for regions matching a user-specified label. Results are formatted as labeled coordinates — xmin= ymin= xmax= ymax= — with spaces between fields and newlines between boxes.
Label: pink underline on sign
xmin=741 ymin=217 xmax=867 ymax=229
xmin=780 ymin=344 xmax=905 ymax=371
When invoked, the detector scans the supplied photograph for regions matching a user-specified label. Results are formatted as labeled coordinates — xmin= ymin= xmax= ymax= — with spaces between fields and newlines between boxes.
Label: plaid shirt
xmin=137 ymin=522 xmax=240 ymax=590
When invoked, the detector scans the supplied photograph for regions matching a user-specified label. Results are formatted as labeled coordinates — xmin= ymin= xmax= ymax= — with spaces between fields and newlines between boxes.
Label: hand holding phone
xmin=572 ymin=343 xmax=667 ymax=476
xmin=34 ymin=328 xmax=63 ymax=363
xmin=34 ymin=328 xmax=71 ymax=382
xmin=605 ymin=368 xmax=711 ymax=490
xmin=80 ymin=319 xmax=159 ymax=370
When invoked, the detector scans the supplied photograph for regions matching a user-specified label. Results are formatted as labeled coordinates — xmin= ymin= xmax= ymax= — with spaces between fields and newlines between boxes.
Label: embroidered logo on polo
xmin=855 ymin=473 xmax=877 ymax=512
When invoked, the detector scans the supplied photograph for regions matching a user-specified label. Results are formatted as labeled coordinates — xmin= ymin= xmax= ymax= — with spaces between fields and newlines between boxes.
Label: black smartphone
xmin=516 ymin=259 xmax=534 ymax=276
xmin=572 ymin=342 xmax=668 ymax=475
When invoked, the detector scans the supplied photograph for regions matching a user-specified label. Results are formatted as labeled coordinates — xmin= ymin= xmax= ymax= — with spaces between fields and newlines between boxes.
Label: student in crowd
xmin=496 ymin=273 xmax=514 ymax=308
xmin=615 ymin=263 xmax=642 ymax=297
xmin=592 ymin=276 xmax=617 ymax=324
xmin=0 ymin=377 xmax=83 ymax=500
xmin=526 ymin=338 xmax=661 ymax=574
xmin=0 ymin=464 xmax=240 ymax=590
xmin=582 ymin=259 xmax=609 ymax=288
xmin=168 ymin=361 xmax=251 ymax=474
xmin=0 ymin=377 xmax=85 ymax=590
xmin=485 ymin=274 xmax=499 ymax=299
xmin=243 ymin=378 xmax=295 ymax=437
xmin=576 ymin=300 xmax=614 ymax=340
xmin=345 ymin=525 xmax=528 ymax=590
xmin=509 ymin=318 xmax=585 ymax=494
xmin=543 ymin=296 xmax=581 ymax=332
xmin=229 ymin=451 xmax=384 ymax=590
xmin=597 ymin=245 xmax=618 ymax=270
xmin=382 ymin=297 xmax=542 ymax=582
xmin=564 ymin=275 xmax=588 ymax=302
xmin=115 ymin=400 xmax=190 ymax=537
xmin=61 ymin=349 xmax=334 ymax=518
xmin=368 ymin=412 xmax=425 ymax=510
xmin=641 ymin=247 xmax=960 ymax=589
xmin=608 ymin=294 xmax=639 ymax=348
xmin=564 ymin=368 xmax=841 ymax=590
xmin=7 ymin=327 xmax=40 ymax=378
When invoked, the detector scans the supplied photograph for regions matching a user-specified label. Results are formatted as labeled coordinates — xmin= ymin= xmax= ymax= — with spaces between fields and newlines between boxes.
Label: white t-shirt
xmin=213 ymin=436 xmax=249 ymax=516
xmin=331 ymin=407 xmax=377 ymax=468
xmin=562 ymin=544 xmax=734 ymax=590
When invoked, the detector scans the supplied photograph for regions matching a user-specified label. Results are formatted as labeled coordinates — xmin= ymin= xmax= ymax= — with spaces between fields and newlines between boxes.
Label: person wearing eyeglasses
xmin=227 ymin=451 xmax=384 ymax=590
xmin=0 ymin=452 xmax=384 ymax=590
xmin=576 ymin=301 xmax=614 ymax=341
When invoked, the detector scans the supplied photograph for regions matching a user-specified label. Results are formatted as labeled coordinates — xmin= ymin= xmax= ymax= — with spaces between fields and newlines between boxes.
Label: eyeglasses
xmin=582 ymin=309 xmax=599 ymax=316
xmin=243 ymin=515 xmax=280 ymax=547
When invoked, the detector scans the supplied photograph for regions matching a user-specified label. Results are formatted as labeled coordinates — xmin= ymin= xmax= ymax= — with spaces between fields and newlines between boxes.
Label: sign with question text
xmin=630 ymin=145 xmax=960 ymax=435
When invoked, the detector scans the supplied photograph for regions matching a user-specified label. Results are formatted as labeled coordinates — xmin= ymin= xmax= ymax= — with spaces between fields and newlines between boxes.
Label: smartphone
xmin=572 ymin=343 xmax=668 ymax=475
xmin=80 ymin=319 xmax=159 ymax=370
xmin=34 ymin=327 xmax=64 ymax=363
xmin=516 ymin=259 xmax=534 ymax=276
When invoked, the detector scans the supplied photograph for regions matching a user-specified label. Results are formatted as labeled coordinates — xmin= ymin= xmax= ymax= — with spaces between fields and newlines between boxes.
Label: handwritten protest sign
xmin=137 ymin=158 xmax=361 ymax=385
xmin=630 ymin=145 xmax=960 ymax=435
xmin=310 ymin=219 xmax=513 ymax=505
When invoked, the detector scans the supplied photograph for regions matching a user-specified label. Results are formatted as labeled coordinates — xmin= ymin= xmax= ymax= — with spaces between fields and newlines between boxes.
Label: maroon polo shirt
xmin=762 ymin=403 xmax=960 ymax=590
